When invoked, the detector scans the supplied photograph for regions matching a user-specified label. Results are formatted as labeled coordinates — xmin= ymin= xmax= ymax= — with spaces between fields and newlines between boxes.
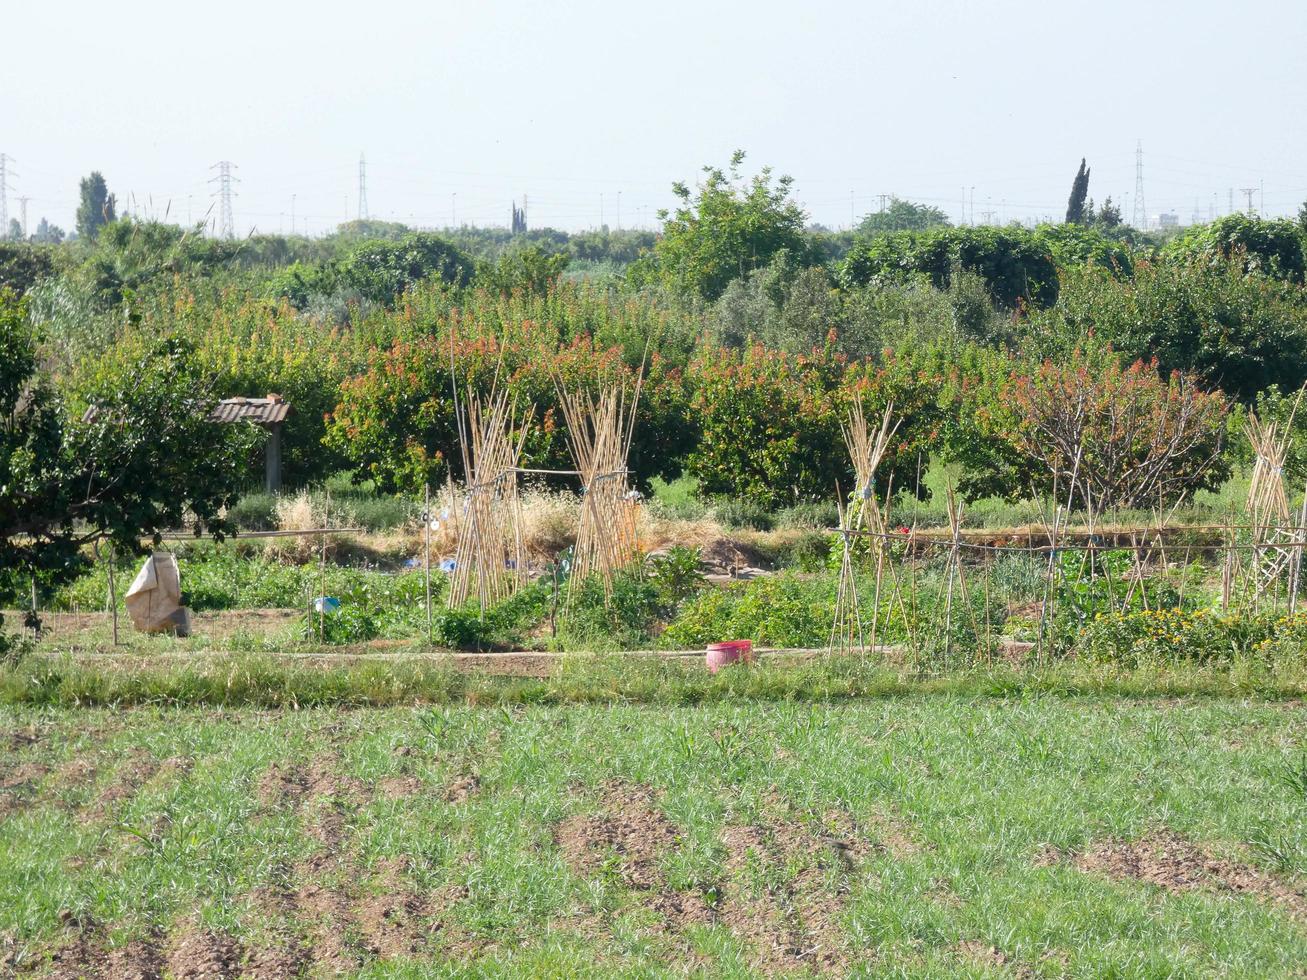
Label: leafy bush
xmin=774 ymin=500 xmax=839 ymax=530
xmin=228 ymin=492 xmax=279 ymax=531
xmin=647 ymin=547 xmax=707 ymax=611
xmin=662 ymin=573 xmax=834 ymax=648
xmin=1163 ymin=214 xmax=1305 ymax=283
xmin=713 ymin=497 xmax=775 ymax=531
xmin=0 ymin=243 xmax=58 ymax=295
xmin=648 ymin=475 xmax=709 ymax=521
xmin=1001 ymin=344 xmax=1229 ymax=509
xmin=1027 ymin=258 xmax=1307 ymax=403
xmin=326 ymin=323 xmax=690 ymax=495
xmin=1077 ymin=609 xmax=1307 ymax=668
xmin=269 ymin=233 xmax=474 ymax=310
xmin=839 ymin=226 xmax=1059 ymax=309
xmin=557 ymin=567 xmax=663 ymax=650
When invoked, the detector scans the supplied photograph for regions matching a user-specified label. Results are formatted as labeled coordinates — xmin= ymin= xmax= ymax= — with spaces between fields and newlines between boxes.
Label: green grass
xmin=3 ymin=652 xmax=1306 ymax=709
xmin=2 ymin=695 xmax=1304 ymax=976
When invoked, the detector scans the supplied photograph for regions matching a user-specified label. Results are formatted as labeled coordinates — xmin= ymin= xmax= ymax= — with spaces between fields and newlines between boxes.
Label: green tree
xmin=75 ymin=172 xmax=117 ymax=241
xmin=0 ymin=292 xmax=260 ymax=632
xmin=1093 ymin=196 xmax=1122 ymax=229
xmin=839 ymin=226 xmax=1059 ymax=308
xmin=268 ymin=233 xmax=473 ymax=311
xmin=1028 ymin=258 xmax=1307 ymax=402
xmin=6 ymin=219 xmax=21 ymax=241
xmin=1065 ymin=158 xmax=1091 ymax=224
xmin=1162 ymin=213 xmax=1305 ymax=283
xmin=857 ymin=197 xmax=951 ymax=234
xmin=654 ymin=151 xmax=812 ymax=301
xmin=33 ymin=218 xmax=65 ymax=244
xmin=0 ymin=244 xmax=56 ymax=294
xmin=477 ymin=244 xmax=570 ymax=294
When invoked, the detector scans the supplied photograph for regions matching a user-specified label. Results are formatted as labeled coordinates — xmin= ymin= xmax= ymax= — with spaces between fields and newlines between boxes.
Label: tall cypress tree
xmin=1065 ymin=158 xmax=1091 ymax=224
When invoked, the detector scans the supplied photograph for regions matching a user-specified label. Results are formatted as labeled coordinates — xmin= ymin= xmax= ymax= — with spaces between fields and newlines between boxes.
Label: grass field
xmin=2 ymin=689 xmax=1305 ymax=977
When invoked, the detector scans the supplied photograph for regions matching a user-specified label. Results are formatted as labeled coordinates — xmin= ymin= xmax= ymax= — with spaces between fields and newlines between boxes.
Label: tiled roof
xmin=207 ymin=396 xmax=292 ymax=425
xmin=82 ymin=395 xmax=290 ymax=426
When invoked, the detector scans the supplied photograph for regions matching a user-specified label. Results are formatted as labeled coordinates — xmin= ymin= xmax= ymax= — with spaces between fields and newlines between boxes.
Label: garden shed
xmin=81 ymin=393 xmax=291 ymax=492
xmin=210 ymin=395 xmax=292 ymax=491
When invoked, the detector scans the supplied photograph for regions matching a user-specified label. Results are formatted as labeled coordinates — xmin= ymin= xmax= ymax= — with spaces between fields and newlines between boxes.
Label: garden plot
xmin=2 ymin=698 xmax=1304 ymax=976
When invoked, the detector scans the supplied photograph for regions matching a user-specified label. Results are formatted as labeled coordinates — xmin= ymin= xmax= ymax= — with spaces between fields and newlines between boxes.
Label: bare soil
xmin=554 ymin=781 xmax=714 ymax=935
xmin=1072 ymin=830 xmax=1307 ymax=920
xmin=718 ymin=818 xmax=856 ymax=975
xmin=164 ymin=929 xmax=243 ymax=980
xmin=0 ymin=762 xmax=49 ymax=818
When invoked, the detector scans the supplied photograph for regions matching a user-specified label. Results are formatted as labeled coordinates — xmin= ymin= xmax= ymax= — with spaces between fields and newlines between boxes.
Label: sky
xmin=4 ymin=0 xmax=1306 ymax=237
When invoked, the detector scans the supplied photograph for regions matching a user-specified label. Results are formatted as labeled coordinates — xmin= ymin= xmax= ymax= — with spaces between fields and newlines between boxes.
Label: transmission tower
xmin=358 ymin=152 xmax=368 ymax=221
xmin=1240 ymin=187 xmax=1258 ymax=215
xmin=1132 ymin=140 xmax=1146 ymax=229
xmin=0 ymin=154 xmax=14 ymax=235
xmin=18 ymin=197 xmax=29 ymax=238
xmin=208 ymin=161 xmax=238 ymax=238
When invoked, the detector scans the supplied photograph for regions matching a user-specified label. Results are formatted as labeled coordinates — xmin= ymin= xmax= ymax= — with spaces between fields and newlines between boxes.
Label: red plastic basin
xmin=706 ymin=640 xmax=754 ymax=673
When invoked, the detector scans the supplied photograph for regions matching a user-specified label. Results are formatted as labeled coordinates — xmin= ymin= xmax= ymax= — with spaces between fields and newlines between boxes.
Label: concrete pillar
xmin=265 ymin=425 xmax=282 ymax=492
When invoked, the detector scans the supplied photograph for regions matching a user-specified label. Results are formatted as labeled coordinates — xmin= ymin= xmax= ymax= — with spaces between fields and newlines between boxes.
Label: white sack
xmin=124 ymin=553 xmax=192 ymax=636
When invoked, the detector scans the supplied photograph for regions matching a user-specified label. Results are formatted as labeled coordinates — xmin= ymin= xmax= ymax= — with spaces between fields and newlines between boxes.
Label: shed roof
xmin=208 ymin=396 xmax=291 ymax=425
xmin=82 ymin=394 xmax=290 ymax=426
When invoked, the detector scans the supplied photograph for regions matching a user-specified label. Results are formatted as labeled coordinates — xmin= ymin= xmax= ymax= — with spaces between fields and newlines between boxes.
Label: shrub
xmin=1163 ymin=214 xmax=1305 ymax=284
xmin=662 ymin=574 xmax=834 ymax=649
xmin=839 ymin=226 xmax=1059 ymax=308
xmin=326 ymin=328 xmax=688 ymax=495
xmin=557 ymin=567 xmax=663 ymax=650
xmin=713 ymin=497 xmax=775 ymax=531
xmin=774 ymin=500 xmax=839 ymax=530
xmin=228 ymin=492 xmax=278 ymax=531
xmin=1077 ymin=609 xmax=1307 ymax=668
xmin=1027 ymin=258 xmax=1307 ymax=403
xmin=1002 ymin=344 xmax=1229 ymax=510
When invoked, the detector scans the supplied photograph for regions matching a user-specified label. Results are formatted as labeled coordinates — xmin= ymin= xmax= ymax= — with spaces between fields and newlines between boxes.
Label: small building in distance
xmin=81 ymin=393 xmax=291 ymax=492
xmin=211 ymin=395 xmax=291 ymax=492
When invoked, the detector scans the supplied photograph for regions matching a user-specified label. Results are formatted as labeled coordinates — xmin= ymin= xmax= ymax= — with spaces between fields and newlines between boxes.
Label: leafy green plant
xmin=1076 ymin=608 xmax=1307 ymax=668
xmin=647 ymin=547 xmax=707 ymax=612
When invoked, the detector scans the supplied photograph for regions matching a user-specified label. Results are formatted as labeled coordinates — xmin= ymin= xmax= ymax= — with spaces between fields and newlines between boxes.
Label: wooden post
xmin=1291 ymin=481 xmax=1307 ymax=615
xmin=318 ymin=533 xmax=327 ymax=643
xmin=424 ymin=484 xmax=433 ymax=643
xmin=106 ymin=547 xmax=119 ymax=647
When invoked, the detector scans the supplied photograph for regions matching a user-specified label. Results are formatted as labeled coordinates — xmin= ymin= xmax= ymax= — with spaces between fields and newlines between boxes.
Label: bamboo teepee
xmin=1245 ymin=411 xmax=1302 ymax=601
xmin=556 ymin=375 xmax=644 ymax=597
xmin=830 ymin=403 xmax=899 ymax=654
xmin=447 ymin=389 xmax=531 ymax=612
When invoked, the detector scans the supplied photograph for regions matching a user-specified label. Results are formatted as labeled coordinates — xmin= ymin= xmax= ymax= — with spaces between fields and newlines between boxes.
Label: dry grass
xmin=519 ymin=490 xmax=578 ymax=558
xmin=266 ymin=492 xmax=356 ymax=562
xmin=640 ymin=510 xmax=726 ymax=555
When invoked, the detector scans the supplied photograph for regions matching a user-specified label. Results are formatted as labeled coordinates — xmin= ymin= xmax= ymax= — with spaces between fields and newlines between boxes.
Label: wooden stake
xmin=106 ymin=546 xmax=119 ymax=647
xmin=424 ymin=483 xmax=433 ymax=642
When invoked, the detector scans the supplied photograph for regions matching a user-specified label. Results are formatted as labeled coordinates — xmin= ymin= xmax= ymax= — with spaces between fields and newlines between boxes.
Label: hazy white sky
xmin=5 ymin=0 xmax=1306 ymax=236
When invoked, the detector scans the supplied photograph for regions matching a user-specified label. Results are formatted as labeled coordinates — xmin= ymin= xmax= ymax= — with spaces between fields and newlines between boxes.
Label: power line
xmin=358 ymin=152 xmax=368 ymax=221
xmin=208 ymin=161 xmax=238 ymax=238
xmin=1239 ymin=187 xmax=1258 ymax=214
xmin=1132 ymin=140 xmax=1146 ymax=229
xmin=0 ymin=154 xmax=14 ymax=234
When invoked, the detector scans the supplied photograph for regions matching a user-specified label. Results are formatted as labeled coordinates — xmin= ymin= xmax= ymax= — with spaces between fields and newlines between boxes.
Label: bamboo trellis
xmin=447 ymin=390 xmax=531 ymax=612
xmin=1245 ymin=412 xmax=1306 ymax=605
xmin=555 ymin=375 xmax=644 ymax=599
